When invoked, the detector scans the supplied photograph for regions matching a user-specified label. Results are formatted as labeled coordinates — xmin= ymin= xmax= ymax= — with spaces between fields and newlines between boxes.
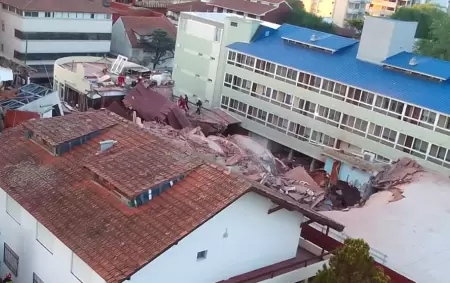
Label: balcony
xmin=217 ymin=242 xmax=330 ymax=283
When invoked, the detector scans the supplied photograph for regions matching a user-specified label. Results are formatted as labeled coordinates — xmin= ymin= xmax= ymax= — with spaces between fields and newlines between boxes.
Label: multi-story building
xmin=173 ymin=13 xmax=450 ymax=175
xmin=0 ymin=110 xmax=342 ymax=283
xmin=301 ymin=0 xmax=365 ymax=28
xmin=331 ymin=0 xmax=366 ymax=27
xmin=0 ymin=0 xmax=113 ymax=82
xmin=367 ymin=0 xmax=413 ymax=17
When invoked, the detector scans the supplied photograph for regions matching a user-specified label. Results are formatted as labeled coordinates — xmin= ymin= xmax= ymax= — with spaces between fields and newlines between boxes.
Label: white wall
xmin=0 ymin=188 xmax=105 ymax=283
xmin=19 ymin=91 xmax=64 ymax=117
xmin=110 ymin=19 xmax=133 ymax=58
xmin=129 ymin=192 xmax=305 ymax=283
xmin=0 ymin=8 xmax=111 ymax=66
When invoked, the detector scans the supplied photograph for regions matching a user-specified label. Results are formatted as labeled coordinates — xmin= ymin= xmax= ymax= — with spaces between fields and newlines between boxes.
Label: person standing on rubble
xmin=184 ymin=95 xmax=190 ymax=110
xmin=195 ymin=99 xmax=202 ymax=115
xmin=0 ymin=106 xmax=5 ymax=133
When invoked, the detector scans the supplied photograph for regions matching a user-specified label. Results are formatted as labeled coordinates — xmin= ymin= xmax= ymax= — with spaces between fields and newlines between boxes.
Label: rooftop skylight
xmin=280 ymin=25 xmax=358 ymax=53
xmin=382 ymin=52 xmax=450 ymax=82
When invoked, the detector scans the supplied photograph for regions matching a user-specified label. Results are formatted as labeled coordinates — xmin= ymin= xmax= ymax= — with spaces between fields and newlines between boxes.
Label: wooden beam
xmin=268 ymin=205 xmax=283 ymax=214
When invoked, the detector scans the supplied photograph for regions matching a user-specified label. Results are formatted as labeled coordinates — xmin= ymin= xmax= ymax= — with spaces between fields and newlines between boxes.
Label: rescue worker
xmin=195 ymin=99 xmax=203 ymax=115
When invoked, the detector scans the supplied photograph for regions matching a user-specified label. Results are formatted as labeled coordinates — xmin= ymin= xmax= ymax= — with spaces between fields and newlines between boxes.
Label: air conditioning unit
xmin=363 ymin=151 xmax=375 ymax=162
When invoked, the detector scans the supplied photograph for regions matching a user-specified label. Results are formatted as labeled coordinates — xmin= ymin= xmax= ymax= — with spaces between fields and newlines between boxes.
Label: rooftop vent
xmin=99 ymin=140 xmax=117 ymax=152
xmin=408 ymin=57 xmax=418 ymax=66
xmin=310 ymin=34 xmax=317 ymax=42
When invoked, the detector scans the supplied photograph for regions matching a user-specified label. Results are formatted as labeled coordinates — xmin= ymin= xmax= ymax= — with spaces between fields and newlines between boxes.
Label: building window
xmin=293 ymin=97 xmax=316 ymax=118
xmin=396 ymin=134 xmax=428 ymax=159
xmin=6 ymin=195 xmax=21 ymax=224
xmin=1 ymin=21 xmax=4 ymax=32
xmin=288 ymin=122 xmax=312 ymax=142
xmin=14 ymin=51 xmax=107 ymax=61
xmin=197 ymin=250 xmax=208 ymax=261
xmin=228 ymin=98 xmax=247 ymax=116
xmin=346 ymin=87 xmax=374 ymax=109
xmin=36 ymin=222 xmax=55 ymax=254
xmin=221 ymin=95 xmax=229 ymax=108
xmin=33 ymin=273 xmax=44 ymax=283
xmin=251 ymin=82 xmax=271 ymax=101
xmin=44 ymin=12 xmax=53 ymax=18
xmin=24 ymin=11 xmax=39 ymax=17
xmin=14 ymin=29 xmax=112 ymax=41
xmin=267 ymin=114 xmax=288 ymax=132
xmin=340 ymin=114 xmax=368 ymax=137
xmin=247 ymin=106 xmax=267 ymax=124
xmin=367 ymin=123 xmax=397 ymax=147
xmin=316 ymin=105 xmax=341 ymax=127
xmin=230 ymin=22 xmax=238 ymax=27
xmin=224 ymin=73 xmax=232 ymax=87
xmin=4 ymin=243 xmax=19 ymax=276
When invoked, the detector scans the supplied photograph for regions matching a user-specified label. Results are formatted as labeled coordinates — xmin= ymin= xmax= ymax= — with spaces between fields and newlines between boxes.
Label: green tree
xmin=313 ymin=239 xmax=390 ymax=283
xmin=345 ymin=19 xmax=364 ymax=37
xmin=391 ymin=4 xmax=446 ymax=39
xmin=141 ymin=29 xmax=175 ymax=69
xmin=284 ymin=7 xmax=334 ymax=33
xmin=415 ymin=15 xmax=450 ymax=61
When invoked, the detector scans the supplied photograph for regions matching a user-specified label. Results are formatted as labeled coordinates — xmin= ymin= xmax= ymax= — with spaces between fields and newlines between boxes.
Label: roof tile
xmin=207 ymin=0 xmax=276 ymax=15
xmin=0 ymin=110 xmax=342 ymax=283
xmin=120 ymin=16 xmax=177 ymax=48
xmin=1 ymin=0 xmax=112 ymax=13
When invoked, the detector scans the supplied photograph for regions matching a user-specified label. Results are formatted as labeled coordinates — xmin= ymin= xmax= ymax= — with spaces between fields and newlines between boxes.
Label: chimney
xmin=357 ymin=17 xmax=418 ymax=65
xmin=99 ymin=140 xmax=117 ymax=152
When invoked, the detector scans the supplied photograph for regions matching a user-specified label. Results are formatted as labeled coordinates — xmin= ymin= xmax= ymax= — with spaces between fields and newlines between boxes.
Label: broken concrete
xmin=371 ymin=157 xmax=423 ymax=190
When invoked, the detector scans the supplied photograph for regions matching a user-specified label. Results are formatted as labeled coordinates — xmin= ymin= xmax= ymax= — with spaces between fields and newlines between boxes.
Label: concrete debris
xmin=139 ymin=120 xmax=323 ymax=207
xmin=371 ymin=157 xmax=423 ymax=190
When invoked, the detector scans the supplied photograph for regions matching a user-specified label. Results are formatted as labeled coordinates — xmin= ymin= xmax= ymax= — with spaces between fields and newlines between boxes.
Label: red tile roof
xmin=207 ymin=0 xmax=277 ymax=15
xmin=0 ymin=110 xmax=343 ymax=283
xmin=23 ymin=111 xmax=118 ymax=146
xmin=0 ymin=0 xmax=112 ymax=13
xmin=120 ymin=16 xmax=177 ymax=48
xmin=167 ymin=0 xmax=212 ymax=13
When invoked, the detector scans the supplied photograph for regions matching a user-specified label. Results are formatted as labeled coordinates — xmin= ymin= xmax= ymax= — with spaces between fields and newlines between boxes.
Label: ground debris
xmin=371 ymin=157 xmax=423 ymax=190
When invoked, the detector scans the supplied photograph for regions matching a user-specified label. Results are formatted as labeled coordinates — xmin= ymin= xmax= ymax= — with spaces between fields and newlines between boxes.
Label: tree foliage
xmin=345 ymin=19 xmax=364 ymax=36
xmin=313 ymin=239 xmax=390 ymax=283
xmin=391 ymin=4 xmax=446 ymax=39
xmin=141 ymin=29 xmax=175 ymax=69
xmin=284 ymin=7 xmax=334 ymax=33
xmin=415 ymin=15 xmax=450 ymax=61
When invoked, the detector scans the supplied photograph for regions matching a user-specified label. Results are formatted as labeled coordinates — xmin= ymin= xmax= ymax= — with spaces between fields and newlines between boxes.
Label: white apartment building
xmin=173 ymin=13 xmax=450 ymax=175
xmin=0 ymin=0 xmax=113 ymax=81
xmin=0 ymin=110 xmax=342 ymax=283
xmin=301 ymin=0 xmax=365 ymax=28
xmin=332 ymin=0 xmax=366 ymax=27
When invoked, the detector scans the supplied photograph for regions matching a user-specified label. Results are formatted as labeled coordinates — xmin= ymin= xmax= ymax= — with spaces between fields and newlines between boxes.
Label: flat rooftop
xmin=228 ymin=23 xmax=450 ymax=115
xmin=322 ymin=173 xmax=450 ymax=282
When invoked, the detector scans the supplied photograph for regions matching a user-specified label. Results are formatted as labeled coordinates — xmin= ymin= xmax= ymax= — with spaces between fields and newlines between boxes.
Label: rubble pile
xmin=140 ymin=120 xmax=324 ymax=206
xmin=371 ymin=157 xmax=423 ymax=190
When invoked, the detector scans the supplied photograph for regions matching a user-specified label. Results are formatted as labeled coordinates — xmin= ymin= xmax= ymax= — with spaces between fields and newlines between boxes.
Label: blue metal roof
xmin=227 ymin=24 xmax=450 ymax=115
xmin=0 ymin=83 xmax=53 ymax=110
xmin=382 ymin=51 xmax=450 ymax=80
xmin=279 ymin=24 xmax=358 ymax=53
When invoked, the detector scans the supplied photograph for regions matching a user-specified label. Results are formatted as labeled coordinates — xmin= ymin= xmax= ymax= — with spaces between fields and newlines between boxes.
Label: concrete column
xmin=309 ymin=158 xmax=317 ymax=171
xmin=287 ymin=149 xmax=294 ymax=161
